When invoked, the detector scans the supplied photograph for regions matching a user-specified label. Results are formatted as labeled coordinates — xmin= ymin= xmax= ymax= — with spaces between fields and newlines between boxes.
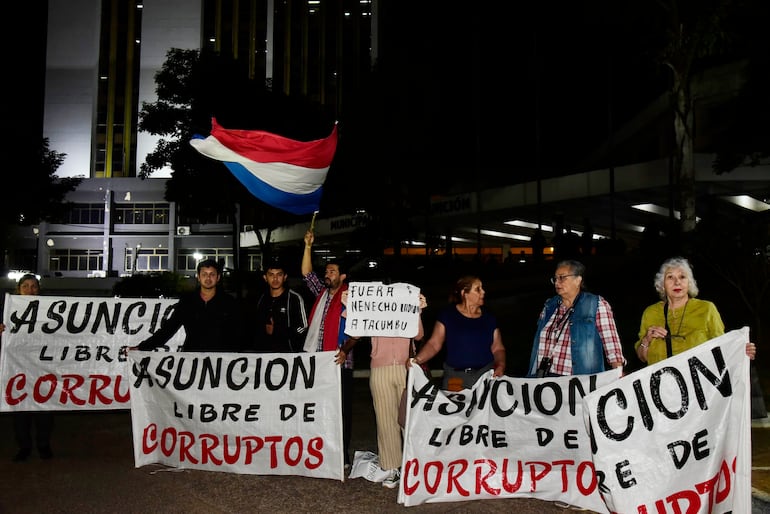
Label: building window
xmin=51 ymin=203 xmax=105 ymax=224
xmin=114 ymin=203 xmax=169 ymax=224
xmin=245 ymin=253 xmax=263 ymax=272
xmin=95 ymin=0 xmax=142 ymax=178
xmin=177 ymin=211 xmax=234 ymax=225
xmin=177 ymin=248 xmax=234 ymax=273
xmin=125 ymin=247 xmax=169 ymax=273
xmin=49 ymin=249 xmax=104 ymax=272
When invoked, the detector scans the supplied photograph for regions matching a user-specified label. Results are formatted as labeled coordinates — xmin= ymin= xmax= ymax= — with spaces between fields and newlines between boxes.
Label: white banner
xmin=583 ymin=327 xmax=752 ymax=514
xmin=397 ymin=367 xmax=621 ymax=510
xmin=0 ymin=294 xmax=184 ymax=412
xmin=344 ymin=282 xmax=421 ymax=338
xmin=126 ymin=350 xmax=345 ymax=480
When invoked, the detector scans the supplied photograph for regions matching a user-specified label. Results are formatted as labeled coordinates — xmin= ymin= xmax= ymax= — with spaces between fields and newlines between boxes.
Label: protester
xmin=526 ymin=260 xmax=625 ymax=377
xmin=0 ymin=274 xmax=55 ymax=462
xmin=302 ymin=229 xmax=358 ymax=468
xmin=635 ymin=256 xmax=756 ymax=365
xmin=343 ymin=287 xmax=427 ymax=489
xmin=129 ymin=259 xmax=243 ymax=352
xmin=410 ymin=275 xmax=505 ymax=391
xmin=248 ymin=258 xmax=308 ymax=352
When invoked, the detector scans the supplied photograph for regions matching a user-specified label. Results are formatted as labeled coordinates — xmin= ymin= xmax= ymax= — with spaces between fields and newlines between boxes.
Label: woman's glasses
xmin=550 ymin=274 xmax=576 ymax=285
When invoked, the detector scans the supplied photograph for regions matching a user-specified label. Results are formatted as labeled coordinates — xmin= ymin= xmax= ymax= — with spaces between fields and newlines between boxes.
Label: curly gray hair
xmin=653 ymin=257 xmax=699 ymax=300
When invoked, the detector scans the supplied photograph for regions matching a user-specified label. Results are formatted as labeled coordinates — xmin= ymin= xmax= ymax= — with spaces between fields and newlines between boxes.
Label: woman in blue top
xmin=410 ymin=275 xmax=506 ymax=391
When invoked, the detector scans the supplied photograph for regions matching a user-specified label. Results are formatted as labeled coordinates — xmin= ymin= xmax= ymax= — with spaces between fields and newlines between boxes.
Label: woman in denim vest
xmin=526 ymin=260 xmax=625 ymax=377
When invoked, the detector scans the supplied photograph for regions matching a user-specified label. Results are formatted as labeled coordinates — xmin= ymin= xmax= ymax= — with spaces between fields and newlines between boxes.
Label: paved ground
xmin=1 ymin=379 xmax=769 ymax=513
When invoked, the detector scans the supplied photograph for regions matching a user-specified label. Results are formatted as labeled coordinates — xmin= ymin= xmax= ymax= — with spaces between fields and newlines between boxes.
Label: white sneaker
xmin=553 ymin=501 xmax=588 ymax=511
xmin=382 ymin=468 xmax=401 ymax=489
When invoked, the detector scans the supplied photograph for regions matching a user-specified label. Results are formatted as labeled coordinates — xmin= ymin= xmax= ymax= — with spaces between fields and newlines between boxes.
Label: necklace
xmin=666 ymin=300 xmax=688 ymax=337
xmin=544 ymin=302 xmax=576 ymax=354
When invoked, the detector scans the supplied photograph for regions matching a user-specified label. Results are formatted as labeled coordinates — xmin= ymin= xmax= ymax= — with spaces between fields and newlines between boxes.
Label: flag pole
xmin=309 ymin=210 xmax=319 ymax=232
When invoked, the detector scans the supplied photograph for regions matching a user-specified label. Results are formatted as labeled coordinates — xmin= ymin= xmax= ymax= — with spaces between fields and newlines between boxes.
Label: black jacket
xmin=137 ymin=289 xmax=243 ymax=352
xmin=249 ymin=288 xmax=309 ymax=352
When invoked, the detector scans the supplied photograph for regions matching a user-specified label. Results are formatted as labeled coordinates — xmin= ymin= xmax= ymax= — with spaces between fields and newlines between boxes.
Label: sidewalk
xmin=753 ymin=416 xmax=770 ymax=509
xmin=0 ymin=378 xmax=571 ymax=514
xmin=0 ymin=379 xmax=768 ymax=513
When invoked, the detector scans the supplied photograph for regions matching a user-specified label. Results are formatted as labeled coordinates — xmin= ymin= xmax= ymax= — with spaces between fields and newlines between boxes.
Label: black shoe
xmin=12 ymin=449 xmax=30 ymax=462
xmin=39 ymin=446 xmax=53 ymax=460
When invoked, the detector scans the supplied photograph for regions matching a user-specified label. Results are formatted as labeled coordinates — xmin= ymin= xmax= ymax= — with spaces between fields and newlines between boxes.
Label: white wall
xmin=136 ymin=0 xmax=203 ymax=178
xmin=44 ymin=0 xmax=203 ymax=179
xmin=43 ymin=0 xmax=101 ymax=178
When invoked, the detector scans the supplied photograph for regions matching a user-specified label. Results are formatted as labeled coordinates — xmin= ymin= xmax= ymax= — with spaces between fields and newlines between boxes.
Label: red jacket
xmin=308 ymin=283 xmax=348 ymax=351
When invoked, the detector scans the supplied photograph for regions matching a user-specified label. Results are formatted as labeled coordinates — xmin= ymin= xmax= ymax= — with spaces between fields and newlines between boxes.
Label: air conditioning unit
xmin=177 ymin=226 xmax=191 ymax=236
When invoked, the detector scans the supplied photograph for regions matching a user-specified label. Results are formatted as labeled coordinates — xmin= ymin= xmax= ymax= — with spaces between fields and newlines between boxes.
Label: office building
xmin=6 ymin=1 xmax=768 ymax=283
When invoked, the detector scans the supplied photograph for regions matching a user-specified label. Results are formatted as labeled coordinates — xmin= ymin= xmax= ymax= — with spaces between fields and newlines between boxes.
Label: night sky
xmin=363 ymin=1 xmax=670 ymax=190
xmin=4 ymin=4 xmax=48 ymax=164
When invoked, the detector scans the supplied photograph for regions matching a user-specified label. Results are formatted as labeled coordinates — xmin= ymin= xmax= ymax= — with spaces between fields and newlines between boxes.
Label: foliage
xmin=326 ymin=66 xmax=433 ymax=257
xmin=137 ymin=48 xmax=337 ymax=263
xmin=0 ymin=138 xmax=81 ymax=273
xmin=654 ymin=0 xmax=737 ymax=70
xmin=629 ymin=0 xmax=765 ymax=234
xmin=712 ymin=2 xmax=770 ymax=172
xmin=0 ymin=138 xmax=81 ymax=227
xmin=689 ymin=201 xmax=770 ymax=347
xmin=137 ymin=48 xmax=246 ymax=223
xmin=658 ymin=0 xmax=737 ymax=234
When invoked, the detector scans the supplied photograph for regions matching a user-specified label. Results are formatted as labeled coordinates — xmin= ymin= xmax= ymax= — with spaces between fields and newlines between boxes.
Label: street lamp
xmin=133 ymin=243 xmax=142 ymax=275
xmin=32 ymin=226 xmax=40 ymax=273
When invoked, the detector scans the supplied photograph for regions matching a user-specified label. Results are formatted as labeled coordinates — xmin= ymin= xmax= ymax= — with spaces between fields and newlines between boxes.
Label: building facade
xmin=26 ymin=0 xmax=377 ymax=278
xmin=6 ymin=1 xmax=768 ymax=281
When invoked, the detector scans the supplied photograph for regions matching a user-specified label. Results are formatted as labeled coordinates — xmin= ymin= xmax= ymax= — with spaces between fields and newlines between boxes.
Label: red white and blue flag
xmin=190 ymin=118 xmax=338 ymax=215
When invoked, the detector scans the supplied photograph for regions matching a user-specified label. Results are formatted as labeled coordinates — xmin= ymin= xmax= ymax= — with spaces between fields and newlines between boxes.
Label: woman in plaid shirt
xmin=526 ymin=260 xmax=625 ymax=377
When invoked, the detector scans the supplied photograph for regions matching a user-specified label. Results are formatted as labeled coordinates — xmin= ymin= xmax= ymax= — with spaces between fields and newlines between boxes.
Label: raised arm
xmin=301 ymin=230 xmax=314 ymax=277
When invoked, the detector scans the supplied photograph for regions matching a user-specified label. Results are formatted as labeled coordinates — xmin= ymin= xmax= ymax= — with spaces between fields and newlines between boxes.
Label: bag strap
xmin=663 ymin=302 xmax=673 ymax=358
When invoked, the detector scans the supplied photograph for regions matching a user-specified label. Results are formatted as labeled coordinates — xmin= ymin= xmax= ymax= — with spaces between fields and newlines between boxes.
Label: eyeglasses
xmin=550 ymin=274 xmax=577 ymax=284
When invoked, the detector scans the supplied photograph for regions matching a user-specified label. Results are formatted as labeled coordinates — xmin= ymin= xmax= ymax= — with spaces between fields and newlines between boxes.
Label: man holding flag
xmin=301 ymin=229 xmax=358 ymax=469
xmin=190 ymin=116 xmax=352 ymax=462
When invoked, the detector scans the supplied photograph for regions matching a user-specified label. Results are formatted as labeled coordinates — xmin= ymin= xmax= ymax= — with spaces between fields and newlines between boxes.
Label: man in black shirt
xmin=132 ymin=259 xmax=243 ymax=352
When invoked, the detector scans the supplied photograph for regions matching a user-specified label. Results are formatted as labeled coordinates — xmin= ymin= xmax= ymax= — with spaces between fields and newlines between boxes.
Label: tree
xmin=0 ymin=138 xmax=81 ymax=272
xmin=711 ymin=2 xmax=770 ymax=173
xmin=646 ymin=0 xmax=741 ymax=235
xmin=138 ymin=49 xmax=247 ymax=222
xmin=635 ymin=0 xmax=769 ymax=237
xmin=0 ymin=139 xmax=81 ymax=226
xmin=642 ymin=1 xmax=770 ymax=381
xmin=137 ymin=49 xmax=335 ymax=269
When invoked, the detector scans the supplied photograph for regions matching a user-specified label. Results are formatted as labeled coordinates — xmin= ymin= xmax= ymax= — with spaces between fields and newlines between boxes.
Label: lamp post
xmin=32 ymin=226 xmax=40 ymax=274
xmin=133 ymin=243 xmax=142 ymax=275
